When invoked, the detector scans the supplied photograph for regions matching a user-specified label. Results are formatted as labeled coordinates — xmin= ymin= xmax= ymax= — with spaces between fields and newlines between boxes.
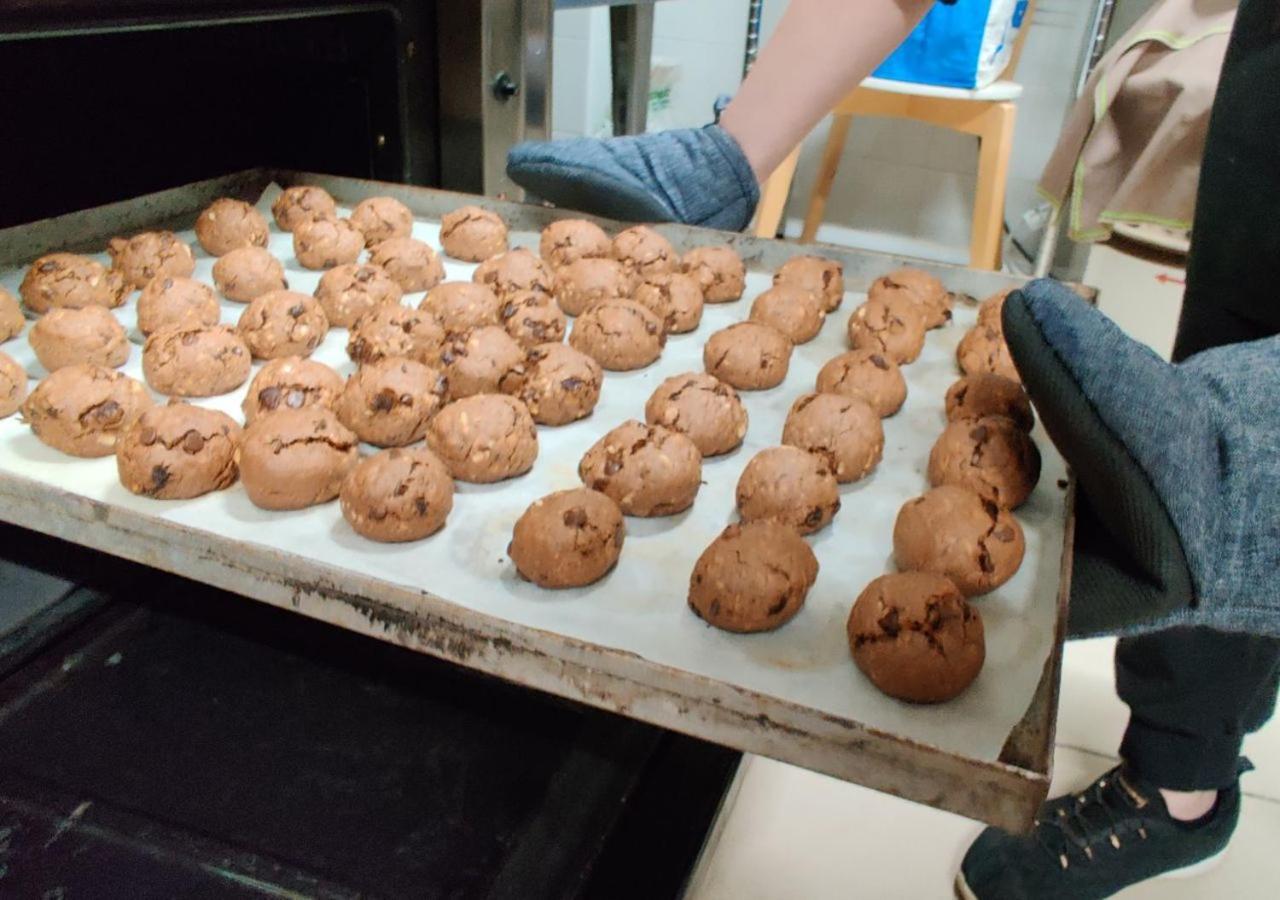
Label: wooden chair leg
xmin=753 ymin=146 xmax=802 ymax=239
xmin=970 ymin=102 xmax=1016 ymax=270
xmin=801 ymin=113 xmax=854 ymax=242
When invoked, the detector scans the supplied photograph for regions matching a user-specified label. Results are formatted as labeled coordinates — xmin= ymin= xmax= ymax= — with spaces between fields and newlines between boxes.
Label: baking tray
xmin=0 ymin=170 xmax=1074 ymax=832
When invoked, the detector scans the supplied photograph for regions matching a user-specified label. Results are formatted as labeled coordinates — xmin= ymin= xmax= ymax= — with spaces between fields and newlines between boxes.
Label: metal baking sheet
xmin=0 ymin=171 xmax=1072 ymax=831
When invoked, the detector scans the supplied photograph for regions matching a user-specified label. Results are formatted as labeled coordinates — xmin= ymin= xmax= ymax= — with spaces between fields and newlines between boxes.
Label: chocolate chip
xmin=259 ymin=386 xmax=282 ymax=410
xmin=181 ymin=430 xmax=205 ymax=453
xmin=138 ymin=427 xmax=157 ymax=446
xmin=563 ymin=507 xmax=588 ymax=528
xmin=604 ymin=458 xmax=622 ymax=475
xmin=878 ymin=608 xmax=900 ymax=637
xmin=93 ymin=401 xmax=123 ymax=424
xmin=803 ymin=506 xmax=824 ymax=527
xmin=501 ymin=302 xmax=516 ymax=320
xmin=181 ymin=332 xmax=200 ymax=346
xmin=970 ymin=425 xmax=990 ymax=442
xmin=995 ymin=526 xmax=1015 ymax=542
xmin=414 ymin=497 xmax=428 ymax=515
xmin=288 ymin=304 xmax=305 ymax=318
xmin=767 ymin=596 xmax=787 ymax=615
xmin=38 ymin=261 xmax=58 ymax=273
xmin=355 ymin=268 xmax=374 ymax=283
xmin=978 ymin=549 xmax=995 ymax=573
xmin=394 ymin=483 xmax=408 ymax=496
xmin=150 ymin=465 xmax=170 ymax=488
xmin=561 ymin=376 xmax=583 ymax=391
xmin=870 ymin=354 xmax=889 ymax=370
xmin=982 ymin=499 xmax=999 ymax=519
xmin=162 ymin=278 xmax=174 ymax=290
xmin=372 ymin=389 xmax=396 ymax=411
xmin=591 ymin=478 xmax=610 ymax=492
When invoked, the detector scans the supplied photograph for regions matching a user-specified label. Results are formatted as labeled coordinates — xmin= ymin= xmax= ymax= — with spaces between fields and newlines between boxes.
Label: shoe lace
xmin=1034 ymin=768 xmax=1150 ymax=870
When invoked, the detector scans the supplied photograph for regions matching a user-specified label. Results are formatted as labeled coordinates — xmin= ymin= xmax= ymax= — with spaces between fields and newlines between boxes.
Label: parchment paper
xmin=0 ymin=185 xmax=1067 ymax=762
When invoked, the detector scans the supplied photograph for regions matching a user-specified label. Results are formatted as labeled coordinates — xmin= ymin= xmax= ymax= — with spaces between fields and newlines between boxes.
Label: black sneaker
xmin=956 ymin=763 xmax=1244 ymax=899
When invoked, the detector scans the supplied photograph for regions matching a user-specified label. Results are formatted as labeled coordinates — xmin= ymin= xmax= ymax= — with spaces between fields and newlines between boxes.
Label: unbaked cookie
xmin=703 ymin=321 xmax=792 ymax=390
xmin=634 ymin=272 xmax=703 ymax=334
xmin=242 ymin=356 xmax=343 ymax=424
xmin=137 ymin=276 xmax=221 ymax=335
xmin=271 ymin=186 xmax=337 ymax=232
xmin=212 ymin=246 xmax=288 ymax=302
xmin=0 ymin=288 xmax=24 ymax=342
xmin=427 ymin=393 xmax=538 ymax=483
xmin=30 ymin=306 xmax=129 ymax=372
xmin=847 ymin=572 xmax=985 ymax=703
xmin=350 ymin=196 xmax=414 ymax=247
xmin=749 ymin=284 xmax=825 ymax=343
xmin=540 ymin=219 xmax=612 ymax=269
xmin=501 ymin=290 xmax=567 ymax=348
xmin=782 ymin=392 xmax=883 ymax=483
xmin=869 ymin=268 xmax=952 ymax=329
xmin=612 ymin=225 xmax=676 ymax=277
xmin=439 ymin=205 xmax=508 ymax=262
xmin=292 ymin=216 xmax=364 ymax=270
xmin=893 ymin=484 xmax=1025 ymax=596
xmin=347 ymin=304 xmax=446 ymax=366
xmin=142 ymin=325 xmax=252 ymax=397
xmin=517 ymin=342 xmax=603 ymax=426
xmin=195 ymin=198 xmax=269 ymax=256
xmin=928 ymin=415 xmax=1041 ymax=508
xmin=22 ymin=364 xmax=152 ymax=457
xmin=815 ymin=349 xmax=907 ymax=418
xmin=736 ymin=445 xmax=840 ymax=535
xmin=314 ymin=263 xmax=403 ymax=328
xmin=440 ymin=325 xmax=526 ymax=398
xmin=340 ymin=446 xmax=455 ymax=542
xmin=420 ymin=282 xmax=502 ymax=334
xmin=569 ymin=299 xmax=665 ymax=371
xmin=509 ymin=488 xmax=625 ymax=588
xmin=682 ymin=246 xmax=745 ymax=302
xmin=957 ymin=322 xmax=1020 ymax=382
xmin=369 ymin=237 xmax=446 ymax=293
xmin=107 ymin=231 xmax=195 ymax=290
xmin=473 ymin=248 xmax=554 ymax=298
xmin=335 ymin=357 xmax=448 ymax=447
xmin=116 ymin=403 xmax=242 ymax=499
xmin=0 ymin=352 xmax=29 ymax=418
xmin=20 ymin=253 xmax=127 ymax=313
xmin=237 ymin=290 xmax=329 ymax=359
xmin=553 ymin=258 xmax=634 ymax=316
xmin=774 ymin=255 xmax=844 ymax=312
xmin=945 ymin=373 xmax=1033 ymax=432
xmin=238 ymin=407 xmax=359 ymax=510
xmin=578 ymin=419 xmax=702 ymax=517
xmin=644 ymin=372 xmax=747 ymax=457
xmin=688 ymin=522 xmax=818 ymax=633
xmin=846 ymin=293 xmax=928 ymax=364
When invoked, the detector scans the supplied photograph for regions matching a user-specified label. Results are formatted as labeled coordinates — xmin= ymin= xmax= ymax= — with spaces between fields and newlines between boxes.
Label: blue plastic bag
xmin=873 ymin=0 xmax=1027 ymax=89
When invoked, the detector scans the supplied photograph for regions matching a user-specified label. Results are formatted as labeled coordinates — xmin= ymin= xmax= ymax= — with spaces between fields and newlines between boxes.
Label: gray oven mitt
xmin=1003 ymin=278 xmax=1280 ymax=638
xmin=506 ymin=124 xmax=759 ymax=231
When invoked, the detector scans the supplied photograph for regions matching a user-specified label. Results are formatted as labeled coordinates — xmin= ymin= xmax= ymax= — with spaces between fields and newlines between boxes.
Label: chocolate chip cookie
xmin=509 ymin=488 xmax=626 ymax=588
xmin=893 ymin=484 xmax=1025 ymax=596
xmin=773 ymin=255 xmax=844 ymax=312
xmin=237 ymin=290 xmax=329 ymax=359
xmin=212 ymin=246 xmax=288 ymax=303
xmin=107 ymin=230 xmax=195 ymax=290
xmin=612 ymin=225 xmax=676 ymax=278
xmin=517 ymin=342 xmax=603 ymax=426
xmin=335 ymin=357 xmax=448 ymax=447
xmin=928 ymin=415 xmax=1041 ymax=508
xmin=540 ymin=219 xmax=612 ymax=269
xmin=944 ymin=373 xmax=1033 ymax=432
xmin=292 ymin=216 xmax=364 ymax=270
xmin=20 ymin=253 xmax=127 ymax=313
xmin=688 ymin=522 xmax=819 ymax=633
xmin=815 ymin=349 xmax=907 ymax=418
xmin=426 ymin=393 xmax=538 ymax=483
xmin=242 ymin=356 xmax=344 ymax=424
xmin=369 ymin=237 xmax=446 ymax=293
xmin=238 ymin=407 xmax=359 ymax=510
xmin=736 ymin=445 xmax=840 ymax=535
xmin=314 ymin=263 xmax=403 ymax=328
xmin=142 ymin=325 xmax=252 ymax=397
xmin=271 ymin=186 xmax=337 ymax=232
xmin=569 ymin=299 xmax=665 ymax=371
xmin=644 ymin=372 xmax=747 ymax=456
xmin=137 ymin=276 xmax=221 ymax=336
xmin=340 ymin=446 xmax=455 ymax=541
xmin=195 ymin=198 xmax=269 ymax=256
xmin=30 ymin=306 xmax=129 ymax=372
xmin=347 ymin=304 xmax=446 ymax=366
xmin=501 ymin=290 xmax=567 ymax=348
xmin=439 ymin=205 xmax=508 ymax=262
xmin=440 ymin=325 xmax=526 ymax=398
xmin=781 ymin=392 xmax=883 ymax=483
xmin=703 ymin=321 xmax=792 ymax=390
xmin=22 ymin=364 xmax=152 ymax=457
xmin=350 ymin=196 xmax=414 ymax=247
xmin=749 ymin=283 xmax=825 ymax=343
xmin=117 ymin=403 xmax=242 ymax=499
xmin=578 ymin=419 xmax=702 ymax=517
xmin=681 ymin=245 xmax=745 ymax=302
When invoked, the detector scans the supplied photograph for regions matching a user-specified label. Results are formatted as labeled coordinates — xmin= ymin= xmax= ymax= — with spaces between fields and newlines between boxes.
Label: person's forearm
xmin=719 ymin=0 xmax=935 ymax=181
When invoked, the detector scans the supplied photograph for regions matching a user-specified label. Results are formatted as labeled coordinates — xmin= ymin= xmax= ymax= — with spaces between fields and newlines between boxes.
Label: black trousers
xmin=1108 ymin=0 xmax=1280 ymax=791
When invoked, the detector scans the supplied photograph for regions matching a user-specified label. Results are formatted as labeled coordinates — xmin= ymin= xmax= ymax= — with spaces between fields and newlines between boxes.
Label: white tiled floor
xmin=686 ymin=242 xmax=1280 ymax=898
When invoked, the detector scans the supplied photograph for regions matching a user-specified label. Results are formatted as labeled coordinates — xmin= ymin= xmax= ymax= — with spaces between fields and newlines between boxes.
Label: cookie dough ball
xmin=439 ymin=205 xmax=509 ymax=262
xmin=427 ymin=393 xmax=538 ymax=483
xmin=473 ymin=248 xmax=554 ymax=298
xmin=501 ymin=290 xmax=567 ymax=348
xmin=0 ymin=352 xmax=28 ymax=418
xmin=350 ymin=196 xmax=413 ymax=247
xmin=644 ymin=372 xmax=747 ymax=457
xmin=335 ymin=357 xmax=448 ymax=447
xmin=612 ymin=225 xmax=676 ymax=277
xmin=369 ymin=237 xmax=446 ymax=293
xmin=22 ymin=364 xmax=152 ymax=457
xmin=30 ymin=306 xmax=129 ymax=372
xmin=869 ymin=268 xmax=952 ymax=329
xmin=553 ymin=258 xmax=635 ymax=316
xmin=142 ymin=325 xmax=251 ymax=397
xmin=237 ymin=290 xmax=329 ymax=360
xmin=815 ymin=349 xmax=907 ymax=418
xmin=509 ymin=488 xmax=625 ymax=588
xmin=579 ymin=420 xmax=702 ymax=517
xmin=440 ymin=325 xmax=526 ymax=398
xmin=0 ymin=288 xmax=24 ymax=342
xmin=749 ymin=284 xmax=825 ymax=343
xmin=137 ymin=276 xmax=221 ymax=336
xmin=540 ymin=219 xmax=612 ymax=269
xmin=347 ymin=304 xmax=446 ymax=366
xmin=116 ymin=404 xmax=242 ymax=499
xmin=847 ymin=293 xmax=928 ymax=365
xmin=517 ymin=343 xmax=603 ymax=426
xmin=107 ymin=231 xmax=195 ymax=290
xmin=212 ymin=246 xmax=288 ymax=303
xmin=893 ymin=485 xmax=1025 ymax=596
xmin=340 ymin=446 xmax=455 ymax=542
xmin=194 ymin=198 xmax=269 ymax=256
xmin=20 ymin=253 xmax=127 ymax=313
xmin=957 ymin=323 xmax=1020 ymax=382
xmin=292 ymin=216 xmax=364 ymax=270
xmin=420 ymin=282 xmax=502 ymax=334
xmin=774 ymin=255 xmax=844 ymax=312
xmin=271 ymin=186 xmax=337 ymax=232
xmin=682 ymin=246 xmax=746 ymax=302
xmin=928 ymin=415 xmax=1041 ymax=509
xmin=736 ymin=445 xmax=841 ymax=535
xmin=238 ymin=407 xmax=359 ymax=510
xmin=782 ymin=392 xmax=883 ymax=483
xmin=977 ymin=289 xmax=1012 ymax=327
xmin=242 ymin=356 xmax=343 ymax=424
xmin=569 ymin=300 xmax=665 ymax=371
xmin=703 ymin=322 xmax=792 ymax=391
xmin=314 ymin=263 xmax=403 ymax=328
xmin=847 ymin=572 xmax=985 ymax=704
xmin=945 ymin=373 xmax=1033 ymax=432
xmin=635 ymin=272 xmax=703 ymax=334
xmin=688 ymin=522 xmax=818 ymax=633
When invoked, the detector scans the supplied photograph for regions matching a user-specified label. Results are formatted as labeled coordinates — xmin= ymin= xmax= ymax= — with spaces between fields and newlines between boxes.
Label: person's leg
xmin=506 ymin=0 xmax=934 ymax=229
